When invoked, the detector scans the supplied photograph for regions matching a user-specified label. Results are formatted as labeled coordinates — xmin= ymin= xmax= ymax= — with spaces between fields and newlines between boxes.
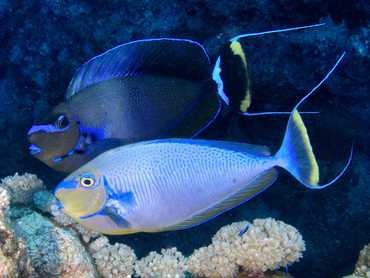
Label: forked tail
xmin=275 ymin=52 xmax=353 ymax=189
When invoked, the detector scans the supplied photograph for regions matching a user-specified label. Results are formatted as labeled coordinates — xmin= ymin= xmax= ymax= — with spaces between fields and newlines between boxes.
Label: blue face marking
xmin=54 ymin=178 xmax=79 ymax=194
xmin=27 ymin=124 xmax=70 ymax=135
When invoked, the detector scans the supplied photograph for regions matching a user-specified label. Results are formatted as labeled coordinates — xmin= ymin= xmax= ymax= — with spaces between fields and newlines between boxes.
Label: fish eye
xmin=80 ymin=176 xmax=95 ymax=187
xmin=56 ymin=115 xmax=69 ymax=129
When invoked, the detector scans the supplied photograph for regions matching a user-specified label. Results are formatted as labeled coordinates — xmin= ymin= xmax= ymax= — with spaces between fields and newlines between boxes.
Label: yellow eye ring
xmin=80 ymin=177 xmax=95 ymax=187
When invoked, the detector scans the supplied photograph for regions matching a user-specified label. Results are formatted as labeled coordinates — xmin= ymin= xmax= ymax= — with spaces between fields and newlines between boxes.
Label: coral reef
xmin=188 ymin=218 xmax=305 ymax=277
xmin=1 ymin=173 xmax=45 ymax=205
xmin=134 ymin=247 xmax=188 ymax=278
xmin=0 ymin=187 xmax=32 ymax=277
xmin=14 ymin=211 xmax=99 ymax=277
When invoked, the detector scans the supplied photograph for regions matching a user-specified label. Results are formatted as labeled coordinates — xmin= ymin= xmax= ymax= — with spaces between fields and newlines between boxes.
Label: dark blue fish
xmin=27 ymin=38 xmax=250 ymax=173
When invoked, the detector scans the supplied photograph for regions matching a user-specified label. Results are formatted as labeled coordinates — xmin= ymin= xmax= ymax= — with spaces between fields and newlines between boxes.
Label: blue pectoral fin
xmin=102 ymin=206 xmax=132 ymax=229
xmin=79 ymin=206 xmax=132 ymax=229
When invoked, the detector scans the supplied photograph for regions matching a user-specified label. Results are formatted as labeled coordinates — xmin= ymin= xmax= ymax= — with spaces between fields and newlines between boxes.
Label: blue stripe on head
xmin=54 ymin=178 xmax=79 ymax=194
xmin=28 ymin=124 xmax=70 ymax=135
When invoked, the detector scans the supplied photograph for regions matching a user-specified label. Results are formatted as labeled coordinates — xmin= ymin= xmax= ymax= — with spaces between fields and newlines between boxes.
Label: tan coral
xmin=0 ymin=173 xmax=45 ymax=205
xmin=89 ymin=236 xmax=109 ymax=253
xmin=234 ymin=218 xmax=306 ymax=272
xmin=188 ymin=239 xmax=239 ymax=277
xmin=0 ymin=187 xmax=10 ymax=229
xmin=351 ymin=244 xmax=370 ymax=278
xmin=188 ymin=218 xmax=305 ymax=277
xmin=134 ymin=247 xmax=188 ymax=278
xmin=93 ymin=242 xmax=137 ymax=277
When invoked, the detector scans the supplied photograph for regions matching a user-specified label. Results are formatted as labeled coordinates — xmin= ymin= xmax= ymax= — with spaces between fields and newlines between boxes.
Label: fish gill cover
xmin=0 ymin=0 xmax=369 ymax=277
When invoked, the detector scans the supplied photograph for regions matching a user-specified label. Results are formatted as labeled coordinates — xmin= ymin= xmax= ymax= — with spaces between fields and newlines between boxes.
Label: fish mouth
xmin=29 ymin=144 xmax=41 ymax=155
xmin=56 ymin=201 xmax=65 ymax=211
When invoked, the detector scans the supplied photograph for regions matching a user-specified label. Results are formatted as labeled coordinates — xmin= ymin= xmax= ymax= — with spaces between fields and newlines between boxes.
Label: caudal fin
xmin=275 ymin=110 xmax=319 ymax=187
xmin=275 ymin=52 xmax=353 ymax=189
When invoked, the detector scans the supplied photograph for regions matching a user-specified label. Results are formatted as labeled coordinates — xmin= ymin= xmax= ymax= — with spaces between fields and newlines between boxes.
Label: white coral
xmin=93 ymin=242 xmax=137 ymax=278
xmin=0 ymin=187 xmax=10 ymax=211
xmin=188 ymin=218 xmax=305 ymax=277
xmin=89 ymin=236 xmax=109 ymax=253
xmin=0 ymin=187 xmax=10 ymax=228
xmin=0 ymin=173 xmax=45 ymax=205
xmin=134 ymin=247 xmax=188 ymax=278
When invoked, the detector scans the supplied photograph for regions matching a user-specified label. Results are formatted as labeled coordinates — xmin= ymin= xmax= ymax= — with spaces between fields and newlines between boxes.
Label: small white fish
xmin=54 ymin=53 xmax=352 ymax=235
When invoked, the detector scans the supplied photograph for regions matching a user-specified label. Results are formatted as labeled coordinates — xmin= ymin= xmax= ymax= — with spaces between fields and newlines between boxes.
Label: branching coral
xmin=188 ymin=218 xmax=305 ymax=277
xmin=1 ymin=173 xmax=45 ymax=205
xmin=93 ymin=242 xmax=137 ymax=277
xmin=134 ymin=247 xmax=189 ymax=278
xmin=89 ymin=236 xmax=109 ymax=253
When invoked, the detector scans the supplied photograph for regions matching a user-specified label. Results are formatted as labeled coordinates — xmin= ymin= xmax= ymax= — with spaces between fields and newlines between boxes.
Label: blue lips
xmin=29 ymin=144 xmax=41 ymax=155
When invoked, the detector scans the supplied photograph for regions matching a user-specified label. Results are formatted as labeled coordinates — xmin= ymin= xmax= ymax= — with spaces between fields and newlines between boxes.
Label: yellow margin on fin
xmin=292 ymin=110 xmax=319 ymax=186
xmin=230 ymin=41 xmax=251 ymax=113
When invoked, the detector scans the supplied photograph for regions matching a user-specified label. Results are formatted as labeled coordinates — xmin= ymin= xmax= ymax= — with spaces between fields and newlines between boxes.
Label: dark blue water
xmin=0 ymin=0 xmax=369 ymax=277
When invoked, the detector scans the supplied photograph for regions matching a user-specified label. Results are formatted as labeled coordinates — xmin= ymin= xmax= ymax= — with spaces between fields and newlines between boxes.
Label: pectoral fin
xmin=102 ymin=206 xmax=132 ymax=229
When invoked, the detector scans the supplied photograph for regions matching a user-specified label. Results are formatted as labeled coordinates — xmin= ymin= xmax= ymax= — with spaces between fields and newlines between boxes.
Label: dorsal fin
xmin=145 ymin=138 xmax=272 ymax=157
xmin=66 ymin=39 xmax=212 ymax=99
xmin=153 ymin=168 xmax=277 ymax=232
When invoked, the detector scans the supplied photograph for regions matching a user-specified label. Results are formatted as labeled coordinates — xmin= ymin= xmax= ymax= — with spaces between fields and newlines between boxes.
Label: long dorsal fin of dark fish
xmin=213 ymin=23 xmax=325 ymax=115
xmin=66 ymin=39 xmax=212 ymax=99
xmin=82 ymin=138 xmax=135 ymax=153
xmin=230 ymin=23 xmax=325 ymax=42
xmin=154 ymin=168 xmax=277 ymax=232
